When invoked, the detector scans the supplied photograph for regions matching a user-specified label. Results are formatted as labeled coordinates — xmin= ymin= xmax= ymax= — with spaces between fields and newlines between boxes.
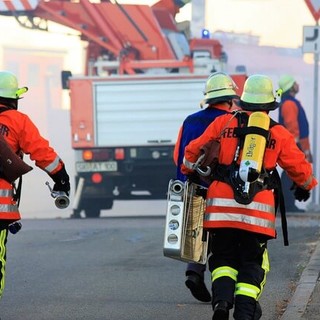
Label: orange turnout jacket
xmin=0 ymin=107 xmax=64 ymax=221
xmin=181 ymin=112 xmax=317 ymax=239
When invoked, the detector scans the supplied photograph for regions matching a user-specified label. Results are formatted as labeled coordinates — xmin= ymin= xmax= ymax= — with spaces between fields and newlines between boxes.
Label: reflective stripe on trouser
xmin=235 ymin=246 xmax=270 ymax=300
xmin=233 ymin=247 xmax=269 ymax=319
xmin=211 ymin=266 xmax=238 ymax=306
xmin=0 ymin=228 xmax=8 ymax=299
xmin=211 ymin=266 xmax=238 ymax=282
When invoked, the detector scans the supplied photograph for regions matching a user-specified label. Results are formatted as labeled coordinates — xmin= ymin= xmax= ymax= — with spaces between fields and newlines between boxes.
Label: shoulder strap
xmin=269 ymin=169 xmax=289 ymax=246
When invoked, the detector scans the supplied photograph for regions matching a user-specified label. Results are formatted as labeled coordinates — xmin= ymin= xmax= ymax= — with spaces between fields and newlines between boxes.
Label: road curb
xmin=280 ymin=237 xmax=320 ymax=320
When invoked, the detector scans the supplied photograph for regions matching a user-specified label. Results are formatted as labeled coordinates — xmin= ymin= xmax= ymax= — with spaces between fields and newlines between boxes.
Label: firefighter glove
xmin=294 ymin=187 xmax=310 ymax=202
xmin=187 ymin=173 xmax=201 ymax=185
xmin=49 ymin=164 xmax=70 ymax=196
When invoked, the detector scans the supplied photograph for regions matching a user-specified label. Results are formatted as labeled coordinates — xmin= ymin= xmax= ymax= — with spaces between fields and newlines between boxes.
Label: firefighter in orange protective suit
xmin=0 ymin=71 xmax=70 ymax=299
xmin=278 ymin=75 xmax=312 ymax=212
xmin=181 ymin=74 xmax=317 ymax=320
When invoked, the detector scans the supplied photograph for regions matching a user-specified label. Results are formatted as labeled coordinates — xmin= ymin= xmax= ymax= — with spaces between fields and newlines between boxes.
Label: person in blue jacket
xmin=173 ymin=72 xmax=239 ymax=302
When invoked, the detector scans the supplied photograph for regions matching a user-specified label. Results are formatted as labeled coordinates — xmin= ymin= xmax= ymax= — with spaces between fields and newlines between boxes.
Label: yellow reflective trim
xmin=207 ymin=198 xmax=275 ymax=214
xmin=15 ymin=87 xmax=28 ymax=98
xmin=261 ymin=247 xmax=270 ymax=273
xmin=211 ymin=266 xmax=238 ymax=282
xmin=0 ymin=229 xmax=7 ymax=299
xmin=235 ymin=282 xmax=260 ymax=299
xmin=204 ymin=212 xmax=275 ymax=229
xmin=257 ymin=247 xmax=270 ymax=299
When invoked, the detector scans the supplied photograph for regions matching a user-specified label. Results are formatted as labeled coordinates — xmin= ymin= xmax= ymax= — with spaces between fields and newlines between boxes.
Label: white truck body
xmin=70 ymin=74 xmax=208 ymax=217
xmin=69 ymin=72 xmax=246 ymax=218
xmin=94 ymin=77 xmax=204 ymax=146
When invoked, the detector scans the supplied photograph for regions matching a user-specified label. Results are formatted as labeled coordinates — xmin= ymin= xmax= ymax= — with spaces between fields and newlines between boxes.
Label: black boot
xmin=253 ymin=301 xmax=262 ymax=320
xmin=212 ymin=301 xmax=230 ymax=320
xmin=185 ymin=272 xmax=211 ymax=302
xmin=233 ymin=295 xmax=257 ymax=320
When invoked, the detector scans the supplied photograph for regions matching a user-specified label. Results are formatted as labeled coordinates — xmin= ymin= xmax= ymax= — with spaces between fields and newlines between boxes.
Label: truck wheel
xmin=84 ymin=207 xmax=100 ymax=218
xmin=104 ymin=199 xmax=114 ymax=210
xmin=70 ymin=209 xmax=82 ymax=219
xmin=83 ymin=199 xmax=114 ymax=218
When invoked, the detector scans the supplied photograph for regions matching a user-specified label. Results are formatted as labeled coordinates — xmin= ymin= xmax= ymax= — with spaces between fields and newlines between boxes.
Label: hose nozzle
xmin=46 ymin=181 xmax=70 ymax=209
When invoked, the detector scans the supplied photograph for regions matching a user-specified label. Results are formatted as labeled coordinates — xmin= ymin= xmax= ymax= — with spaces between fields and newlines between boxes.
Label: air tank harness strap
xmin=212 ymin=163 xmax=269 ymax=204
xmin=212 ymin=166 xmax=288 ymax=246
xmin=233 ymin=126 xmax=270 ymax=142
xmin=214 ymin=111 xmax=288 ymax=245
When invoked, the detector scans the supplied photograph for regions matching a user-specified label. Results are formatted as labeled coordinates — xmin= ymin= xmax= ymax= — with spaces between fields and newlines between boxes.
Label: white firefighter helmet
xmin=240 ymin=74 xmax=278 ymax=111
xmin=203 ymin=72 xmax=238 ymax=104
xmin=0 ymin=71 xmax=28 ymax=99
xmin=278 ymin=75 xmax=295 ymax=93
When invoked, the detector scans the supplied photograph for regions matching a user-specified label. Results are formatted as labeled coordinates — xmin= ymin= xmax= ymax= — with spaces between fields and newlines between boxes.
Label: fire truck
xmin=0 ymin=0 xmax=246 ymax=218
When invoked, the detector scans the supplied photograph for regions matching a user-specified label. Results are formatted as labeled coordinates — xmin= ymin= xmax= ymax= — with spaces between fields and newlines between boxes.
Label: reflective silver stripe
xmin=204 ymin=212 xmax=275 ymax=229
xmin=207 ymin=198 xmax=275 ymax=214
xmin=0 ymin=189 xmax=13 ymax=198
xmin=0 ymin=204 xmax=18 ymax=212
xmin=45 ymin=156 xmax=61 ymax=173
xmin=183 ymin=157 xmax=196 ymax=170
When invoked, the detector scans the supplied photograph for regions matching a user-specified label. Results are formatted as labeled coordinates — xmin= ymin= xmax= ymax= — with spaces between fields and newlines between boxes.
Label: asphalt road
xmin=0 ymin=210 xmax=319 ymax=320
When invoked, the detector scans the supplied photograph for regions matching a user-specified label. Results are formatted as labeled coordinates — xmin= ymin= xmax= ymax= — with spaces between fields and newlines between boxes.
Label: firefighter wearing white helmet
xmin=0 ymin=71 xmax=28 ymax=109
xmin=238 ymin=75 xmax=277 ymax=186
xmin=0 ymin=71 xmax=71 ymax=300
xmin=201 ymin=71 xmax=239 ymax=107
xmin=181 ymin=74 xmax=317 ymax=320
xmin=278 ymin=74 xmax=312 ymax=212
xmin=240 ymin=74 xmax=280 ymax=110
xmin=204 ymin=71 xmax=239 ymax=100
xmin=278 ymin=74 xmax=295 ymax=93
xmin=173 ymin=72 xmax=240 ymax=304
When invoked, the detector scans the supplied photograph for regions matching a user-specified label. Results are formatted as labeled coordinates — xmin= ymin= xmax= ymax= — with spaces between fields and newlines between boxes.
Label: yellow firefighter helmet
xmin=240 ymin=74 xmax=278 ymax=111
xmin=0 ymin=71 xmax=28 ymax=99
xmin=203 ymin=72 xmax=238 ymax=104
xmin=278 ymin=75 xmax=295 ymax=93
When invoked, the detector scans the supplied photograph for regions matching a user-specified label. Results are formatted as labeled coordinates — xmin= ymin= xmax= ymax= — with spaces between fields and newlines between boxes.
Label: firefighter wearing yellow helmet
xmin=181 ymin=74 xmax=317 ymax=320
xmin=278 ymin=74 xmax=312 ymax=212
xmin=0 ymin=71 xmax=71 ymax=300
xmin=173 ymin=72 xmax=240 ymax=303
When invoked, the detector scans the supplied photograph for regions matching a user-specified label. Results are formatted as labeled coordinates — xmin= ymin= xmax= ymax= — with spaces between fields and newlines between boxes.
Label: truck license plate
xmin=76 ymin=161 xmax=118 ymax=172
